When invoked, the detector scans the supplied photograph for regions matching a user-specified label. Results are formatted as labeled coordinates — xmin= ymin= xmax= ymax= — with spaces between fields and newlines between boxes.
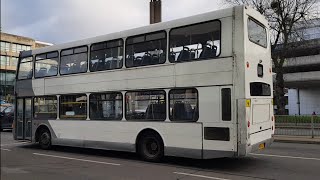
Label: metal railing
xmin=275 ymin=115 xmax=320 ymax=137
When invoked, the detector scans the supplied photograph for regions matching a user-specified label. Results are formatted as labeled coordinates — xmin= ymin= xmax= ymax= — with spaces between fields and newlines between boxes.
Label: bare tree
xmin=225 ymin=0 xmax=318 ymax=115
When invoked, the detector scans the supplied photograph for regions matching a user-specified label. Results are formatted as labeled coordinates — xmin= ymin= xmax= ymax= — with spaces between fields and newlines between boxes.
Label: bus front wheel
xmin=39 ymin=128 xmax=52 ymax=150
xmin=137 ymin=131 xmax=164 ymax=162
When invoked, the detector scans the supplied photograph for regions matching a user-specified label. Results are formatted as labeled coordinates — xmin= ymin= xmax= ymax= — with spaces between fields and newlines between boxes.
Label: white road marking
xmin=0 ymin=148 xmax=11 ymax=151
xmin=1 ymin=142 xmax=29 ymax=147
xmin=33 ymin=153 xmax=121 ymax=166
xmin=173 ymin=172 xmax=230 ymax=180
xmin=250 ymin=153 xmax=320 ymax=161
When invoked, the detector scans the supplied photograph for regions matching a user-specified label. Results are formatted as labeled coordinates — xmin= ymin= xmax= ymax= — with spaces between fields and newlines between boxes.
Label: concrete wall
xmin=288 ymin=88 xmax=320 ymax=115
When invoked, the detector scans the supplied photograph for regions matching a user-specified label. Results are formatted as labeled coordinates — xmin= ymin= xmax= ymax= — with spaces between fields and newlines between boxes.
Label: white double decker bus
xmin=14 ymin=5 xmax=274 ymax=161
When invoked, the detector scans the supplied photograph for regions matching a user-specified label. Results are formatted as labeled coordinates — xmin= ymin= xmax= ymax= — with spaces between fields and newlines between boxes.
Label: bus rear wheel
xmin=39 ymin=129 xmax=52 ymax=150
xmin=137 ymin=131 xmax=164 ymax=162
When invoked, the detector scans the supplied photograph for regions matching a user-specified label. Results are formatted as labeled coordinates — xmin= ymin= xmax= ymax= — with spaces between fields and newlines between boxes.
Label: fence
xmin=275 ymin=115 xmax=320 ymax=137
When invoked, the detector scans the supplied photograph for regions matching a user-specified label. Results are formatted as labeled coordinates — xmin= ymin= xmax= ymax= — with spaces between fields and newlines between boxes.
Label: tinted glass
xmin=90 ymin=92 xmax=123 ymax=120
xmin=221 ymin=88 xmax=231 ymax=121
xmin=34 ymin=96 xmax=57 ymax=119
xmin=250 ymin=82 xmax=271 ymax=96
xmin=18 ymin=57 xmax=33 ymax=80
xmin=126 ymin=31 xmax=166 ymax=67
xmin=169 ymin=89 xmax=198 ymax=121
xmin=125 ymin=90 xmax=166 ymax=121
xmin=60 ymin=94 xmax=87 ymax=120
xmin=248 ymin=18 xmax=267 ymax=48
xmin=35 ymin=52 xmax=59 ymax=78
xmin=170 ymin=21 xmax=221 ymax=62
xmin=90 ymin=39 xmax=123 ymax=72
xmin=60 ymin=47 xmax=88 ymax=75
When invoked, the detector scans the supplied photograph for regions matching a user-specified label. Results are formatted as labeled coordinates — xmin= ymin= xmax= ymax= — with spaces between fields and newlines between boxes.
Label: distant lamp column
xmin=150 ymin=0 xmax=162 ymax=24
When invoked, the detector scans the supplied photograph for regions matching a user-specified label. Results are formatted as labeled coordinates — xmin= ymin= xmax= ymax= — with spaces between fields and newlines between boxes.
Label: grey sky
xmin=1 ymin=0 xmax=225 ymax=44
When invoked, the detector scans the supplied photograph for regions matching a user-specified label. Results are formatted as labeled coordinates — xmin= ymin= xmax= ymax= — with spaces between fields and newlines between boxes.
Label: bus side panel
xmin=198 ymin=86 xmax=237 ymax=158
xmin=43 ymin=121 xmax=203 ymax=159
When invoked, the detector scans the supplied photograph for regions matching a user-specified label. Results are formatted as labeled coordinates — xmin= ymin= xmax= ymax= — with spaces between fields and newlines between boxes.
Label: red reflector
xmin=246 ymin=62 xmax=250 ymax=68
xmin=248 ymin=121 xmax=250 ymax=128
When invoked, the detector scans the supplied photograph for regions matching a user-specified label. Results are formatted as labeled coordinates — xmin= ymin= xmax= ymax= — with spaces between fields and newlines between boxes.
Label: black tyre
xmin=39 ymin=129 xmax=52 ymax=150
xmin=137 ymin=131 xmax=164 ymax=162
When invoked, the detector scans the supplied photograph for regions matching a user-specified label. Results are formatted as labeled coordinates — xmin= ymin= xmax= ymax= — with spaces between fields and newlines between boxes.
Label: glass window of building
xmin=11 ymin=43 xmax=17 ymax=52
xmin=5 ymin=42 xmax=10 ymax=51
xmin=60 ymin=46 xmax=88 ymax=75
xmin=10 ymin=57 xmax=18 ymax=66
xmin=125 ymin=90 xmax=166 ymax=121
xmin=60 ymin=94 xmax=87 ymax=120
xmin=34 ymin=96 xmax=57 ymax=119
xmin=90 ymin=92 xmax=123 ymax=120
xmin=0 ymin=56 xmax=9 ymax=66
xmin=0 ymin=41 xmax=5 ymax=51
xmin=17 ymin=44 xmax=22 ymax=52
xmin=90 ymin=39 xmax=123 ymax=72
xmin=169 ymin=20 xmax=221 ymax=62
xmin=126 ymin=31 xmax=167 ymax=68
xmin=18 ymin=56 xmax=33 ymax=80
xmin=35 ymin=51 xmax=59 ymax=78
xmin=169 ymin=89 xmax=199 ymax=121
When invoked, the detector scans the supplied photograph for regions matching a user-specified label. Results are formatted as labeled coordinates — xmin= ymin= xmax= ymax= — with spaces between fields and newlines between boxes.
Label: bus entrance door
xmin=16 ymin=98 xmax=32 ymax=140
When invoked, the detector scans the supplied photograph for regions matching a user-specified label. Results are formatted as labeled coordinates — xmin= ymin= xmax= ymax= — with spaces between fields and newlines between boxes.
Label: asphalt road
xmin=1 ymin=130 xmax=320 ymax=180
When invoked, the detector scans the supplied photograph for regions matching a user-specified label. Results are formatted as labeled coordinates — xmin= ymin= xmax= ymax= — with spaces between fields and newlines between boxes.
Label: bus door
xmin=16 ymin=98 xmax=32 ymax=140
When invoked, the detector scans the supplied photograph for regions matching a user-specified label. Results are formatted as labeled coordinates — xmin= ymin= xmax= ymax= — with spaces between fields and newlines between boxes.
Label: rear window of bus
xmin=250 ymin=82 xmax=271 ymax=96
xmin=248 ymin=18 xmax=267 ymax=48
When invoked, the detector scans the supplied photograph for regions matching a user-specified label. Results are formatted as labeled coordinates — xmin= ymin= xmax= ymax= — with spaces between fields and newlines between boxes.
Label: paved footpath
xmin=2 ymin=131 xmax=320 ymax=180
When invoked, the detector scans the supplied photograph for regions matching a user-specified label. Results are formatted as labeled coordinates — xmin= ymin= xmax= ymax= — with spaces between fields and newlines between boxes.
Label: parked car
xmin=0 ymin=99 xmax=6 ymax=104
xmin=0 ymin=106 xmax=14 ymax=131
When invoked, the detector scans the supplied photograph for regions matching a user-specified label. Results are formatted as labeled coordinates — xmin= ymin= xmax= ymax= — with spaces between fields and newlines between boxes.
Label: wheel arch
xmin=135 ymin=128 xmax=165 ymax=153
xmin=35 ymin=124 xmax=51 ymax=142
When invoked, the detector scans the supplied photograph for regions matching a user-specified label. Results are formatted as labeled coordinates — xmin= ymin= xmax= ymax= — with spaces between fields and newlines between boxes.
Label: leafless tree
xmin=224 ymin=0 xmax=319 ymax=115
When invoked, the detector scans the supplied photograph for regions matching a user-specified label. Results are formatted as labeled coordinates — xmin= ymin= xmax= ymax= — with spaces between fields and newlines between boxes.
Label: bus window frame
xmin=17 ymin=55 xmax=34 ymax=80
xmin=169 ymin=19 xmax=222 ymax=63
xmin=247 ymin=17 xmax=268 ymax=48
xmin=60 ymin=45 xmax=89 ymax=76
xmin=59 ymin=93 xmax=88 ymax=120
xmin=124 ymin=89 xmax=167 ymax=121
xmin=89 ymin=39 xmax=124 ymax=72
xmin=34 ymin=51 xmax=59 ymax=79
xmin=33 ymin=96 xmax=58 ymax=120
xmin=168 ymin=88 xmax=199 ymax=122
xmin=89 ymin=91 xmax=123 ymax=121
xmin=125 ymin=30 xmax=167 ymax=68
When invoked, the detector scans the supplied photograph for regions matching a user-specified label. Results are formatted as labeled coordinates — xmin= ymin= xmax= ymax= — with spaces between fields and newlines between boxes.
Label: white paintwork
xmin=242 ymin=7 xmax=274 ymax=146
xmin=15 ymin=5 xmax=274 ymax=158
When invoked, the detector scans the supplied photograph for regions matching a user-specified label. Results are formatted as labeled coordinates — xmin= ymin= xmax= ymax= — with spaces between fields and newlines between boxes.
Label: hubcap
xmin=145 ymin=138 xmax=159 ymax=156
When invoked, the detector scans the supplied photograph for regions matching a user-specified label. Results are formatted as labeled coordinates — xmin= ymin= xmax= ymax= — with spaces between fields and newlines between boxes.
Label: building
xmin=0 ymin=32 xmax=52 ymax=102
xmin=279 ymin=18 xmax=320 ymax=115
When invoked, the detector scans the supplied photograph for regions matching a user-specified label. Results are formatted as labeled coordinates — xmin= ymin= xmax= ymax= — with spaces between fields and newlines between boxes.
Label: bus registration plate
xmin=259 ymin=143 xmax=265 ymax=150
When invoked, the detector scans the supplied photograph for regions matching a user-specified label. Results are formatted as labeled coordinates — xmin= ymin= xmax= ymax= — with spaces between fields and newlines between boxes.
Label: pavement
xmin=274 ymin=135 xmax=320 ymax=144
xmin=2 ymin=130 xmax=320 ymax=180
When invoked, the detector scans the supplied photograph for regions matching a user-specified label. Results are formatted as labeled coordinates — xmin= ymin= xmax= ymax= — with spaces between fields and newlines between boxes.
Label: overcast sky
xmin=1 ymin=0 xmax=226 ymax=44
